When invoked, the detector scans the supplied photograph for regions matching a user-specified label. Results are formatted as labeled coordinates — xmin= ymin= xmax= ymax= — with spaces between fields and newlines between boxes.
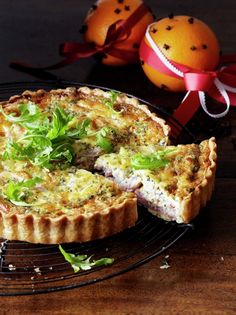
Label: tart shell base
xmin=0 ymin=198 xmax=138 ymax=244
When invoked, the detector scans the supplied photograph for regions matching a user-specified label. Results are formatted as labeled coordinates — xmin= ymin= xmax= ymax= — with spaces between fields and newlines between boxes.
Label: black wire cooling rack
xmin=0 ymin=81 xmax=194 ymax=296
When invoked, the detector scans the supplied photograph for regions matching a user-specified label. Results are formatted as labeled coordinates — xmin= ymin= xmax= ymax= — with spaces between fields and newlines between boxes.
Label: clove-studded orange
xmin=82 ymin=0 xmax=154 ymax=66
xmin=140 ymin=15 xmax=220 ymax=92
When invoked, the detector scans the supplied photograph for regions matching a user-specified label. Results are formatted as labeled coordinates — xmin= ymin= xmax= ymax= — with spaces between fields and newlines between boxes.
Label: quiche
xmin=0 ymin=86 xmax=216 ymax=243
xmin=0 ymin=86 xmax=169 ymax=243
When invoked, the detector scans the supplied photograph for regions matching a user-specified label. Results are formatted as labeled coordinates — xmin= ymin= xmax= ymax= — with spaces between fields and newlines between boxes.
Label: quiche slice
xmin=0 ymin=86 xmax=169 ymax=243
xmin=95 ymin=138 xmax=217 ymax=223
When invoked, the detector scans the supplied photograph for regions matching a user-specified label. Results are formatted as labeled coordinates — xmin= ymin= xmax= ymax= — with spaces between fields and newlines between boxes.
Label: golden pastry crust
xmin=147 ymin=138 xmax=217 ymax=223
xmin=178 ymin=137 xmax=217 ymax=223
xmin=0 ymin=195 xmax=137 ymax=244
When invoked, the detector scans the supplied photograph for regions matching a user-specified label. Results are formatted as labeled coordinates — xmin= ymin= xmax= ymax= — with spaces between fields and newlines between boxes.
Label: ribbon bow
xmin=140 ymin=23 xmax=236 ymax=135
xmin=10 ymin=3 xmax=149 ymax=79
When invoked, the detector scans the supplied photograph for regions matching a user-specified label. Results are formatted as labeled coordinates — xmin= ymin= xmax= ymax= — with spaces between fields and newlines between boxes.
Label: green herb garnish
xmin=67 ymin=118 xmax=91 ymax=139
xmin=131 ymin=149 xmax=175 ymax=170
xmin=96 ymin=127 xmax=113 ymax=153
xmin=104 ymin=90 xmax=122 ymax=114
xmin=1 ymin=104 xmax=91 ymax=169
xmin=2 ymin=177 xmax=43 ymax=206
xmin=1 ymin=102 xmax=117 ymax=167
xmin=0 ymin=103 xmax=44 ymax=128
xmin=59 ymin=245 xmax=114 ymax=273
xmin=47 ymin=106 xmax=73 ymax=140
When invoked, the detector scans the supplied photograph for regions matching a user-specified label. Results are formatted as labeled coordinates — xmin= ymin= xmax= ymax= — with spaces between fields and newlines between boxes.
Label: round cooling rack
xmin=0 ymin=81 xmax=194 ymax=296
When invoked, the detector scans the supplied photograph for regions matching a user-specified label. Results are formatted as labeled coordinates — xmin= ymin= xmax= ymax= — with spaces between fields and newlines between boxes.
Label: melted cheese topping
xmin=0 ymin=161 xmax=131 ymax=217
xmin=46 ymin=90 xmax=168 ymax=149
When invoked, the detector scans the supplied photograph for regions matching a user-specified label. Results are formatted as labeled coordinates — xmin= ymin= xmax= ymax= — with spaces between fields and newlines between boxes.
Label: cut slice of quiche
xmin=95 ymin=138 xmax=217 ymax=223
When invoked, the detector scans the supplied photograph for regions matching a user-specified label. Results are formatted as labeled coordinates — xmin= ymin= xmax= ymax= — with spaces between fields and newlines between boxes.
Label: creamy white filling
xmin=95 ymin=158 xmax=141 ymax=191
xmin=135 ymin=178 xmax=179 ymax=221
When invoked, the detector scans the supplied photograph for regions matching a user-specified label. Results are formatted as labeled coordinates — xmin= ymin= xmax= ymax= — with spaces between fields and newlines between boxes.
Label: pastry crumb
xmin=160 ymin=262 xmax=170 ymax=270
xmin=8 ymin=264 xmax=16 ymax=271
xmin=160 ymin=255 xmax=171 ymax=269
xmin=34 ymin=267 xmax=41 ymax=275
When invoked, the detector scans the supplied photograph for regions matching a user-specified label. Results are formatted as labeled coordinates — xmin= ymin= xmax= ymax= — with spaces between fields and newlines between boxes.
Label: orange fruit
xmin=82 ymin=0 xmax=154 ymax=66
xmin=140 ymin=15 xmax=220 ymax=92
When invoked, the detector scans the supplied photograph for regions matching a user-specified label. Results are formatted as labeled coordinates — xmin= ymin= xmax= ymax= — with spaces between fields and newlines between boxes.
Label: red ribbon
xmin=140 ymin=39 xmax=236 ymax=134
xmin=10 ymin=3 xmax=149 ymax=78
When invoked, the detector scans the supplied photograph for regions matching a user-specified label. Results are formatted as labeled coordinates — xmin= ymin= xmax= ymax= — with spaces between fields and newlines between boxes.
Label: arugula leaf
xmin=1 ymin=103 xmax=92 ymax=169
xmin=131 ymin=154 xmax=169 ymax=170
xmin=49 ymin=141 xmax=74 ymax=164
xmin=96 ymin=127 xmax=113 ymax=153
xmin=66 ymin=118 xmax=90 ymax=139
xmin=3 ymin=135 xmax=54 ymax=168
xmin=2 ymin=177 xmax=43 ymax=206
xmin=0 ymin=103 xmax=42 ymax=125
xmin=59 ymin=245 xmax=114 ymax=273
xmin=104 ymin=90 xmax=122 ymax=114
xmin=2 ymin=140 xmax=35 ymax=162
xmin=47 ymin=107 xmax=73 ymax=140
xmin=131 ymin=149 xmax=175 ymax=170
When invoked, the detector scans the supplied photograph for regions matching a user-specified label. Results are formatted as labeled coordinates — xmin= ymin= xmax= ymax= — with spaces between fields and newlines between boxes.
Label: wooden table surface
xmin=0 ymin=1 xmax=236 ymax=314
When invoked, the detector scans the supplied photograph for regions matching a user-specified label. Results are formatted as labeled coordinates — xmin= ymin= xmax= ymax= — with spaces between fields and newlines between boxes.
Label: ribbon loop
xmin=184 ymin=71 xmax=216 ymax=91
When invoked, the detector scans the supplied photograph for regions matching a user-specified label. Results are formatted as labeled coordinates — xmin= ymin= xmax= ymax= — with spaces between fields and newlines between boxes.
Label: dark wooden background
xmin=0 ymin=1 xmax=236 ymax=314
